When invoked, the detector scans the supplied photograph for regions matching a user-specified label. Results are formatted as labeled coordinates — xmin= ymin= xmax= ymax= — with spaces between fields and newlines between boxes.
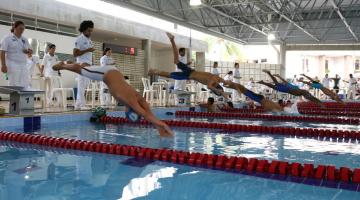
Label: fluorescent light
xmin=267 ymin=33 xmax=276 ymax=41
xmin=190 ymin=0 xmax=202 ymax=6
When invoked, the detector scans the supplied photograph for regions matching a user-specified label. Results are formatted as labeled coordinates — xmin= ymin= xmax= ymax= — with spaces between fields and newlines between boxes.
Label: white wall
xmin=0 ymin=24 xmax=78 ymax=88
xmin=243 ymin=45 xmax=279 ymax=64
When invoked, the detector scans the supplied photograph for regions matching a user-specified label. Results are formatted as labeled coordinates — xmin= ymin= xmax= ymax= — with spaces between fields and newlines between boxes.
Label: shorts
xmin=275 ymin=83 xmax=291 ymax=93
xmin=244 ymin=90 xmax=264 ymax=103
xmin=81 ymin=65 xmax=118 ymax=81
xmin=170 ymin=62 xmax=193 ymax=80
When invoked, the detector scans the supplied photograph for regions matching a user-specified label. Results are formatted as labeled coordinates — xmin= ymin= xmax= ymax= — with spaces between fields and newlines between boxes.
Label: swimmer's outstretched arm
xmin=166 ymin=32 xmax=179 ymax=64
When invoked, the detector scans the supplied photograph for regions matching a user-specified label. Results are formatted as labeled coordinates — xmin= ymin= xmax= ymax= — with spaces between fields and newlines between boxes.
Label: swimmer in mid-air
xmin=223 ymin=81 xmax=283 ymax=112
xmin=298 ymin=73 xmax=344 ymax=104
xmin=148 ymin=32 xmax=228 ymax=99
xmin=258 ymin=70 xmax=323 ymax=107
xmin=52 ymin=62 xmax=173 ymax=137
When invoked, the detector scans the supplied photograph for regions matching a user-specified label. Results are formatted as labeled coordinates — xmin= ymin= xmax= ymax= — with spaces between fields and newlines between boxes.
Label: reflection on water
xmin=0 ymin=145 xmax=359 ymax=200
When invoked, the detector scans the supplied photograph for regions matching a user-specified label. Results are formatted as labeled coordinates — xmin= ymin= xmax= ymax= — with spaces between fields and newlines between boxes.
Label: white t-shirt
xmin=26 ymin=55 xmax=40 ymax=77
xmin=349 ymin=77 xmax=357 ymax=88
xmin=100 ymin=55 xmax=113 ymax=66
xmin=0 ymin=33 xmax=31 ymax=70
xmin=234 ymin=69 xmax=240 ymax=83
xmin=212 ymin=68 xmax=219 ymax=76
xmin=42 ymin=53 xmax=59 ymax=77
xmin=75 ymin=34 xmax=93 ymax=65
xmin=246 ymin=81 xmax=255 ymax=89
xmin=174 ymin=55 xmax=187 ymax=91
xmin=322 ymin=77 xmax=330 ymax=88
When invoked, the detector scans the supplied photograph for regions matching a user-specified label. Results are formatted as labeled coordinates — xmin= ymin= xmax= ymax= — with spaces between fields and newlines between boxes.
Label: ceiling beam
xmin=264 ymin=3 xmax=320 ymax=42
xmin=202 ymin=3 xmax=268 ymax=36
xmin=330 ymin=0 xmax=359 ymax=41
xmin=108 ymin=1 xmax=247 ymax=44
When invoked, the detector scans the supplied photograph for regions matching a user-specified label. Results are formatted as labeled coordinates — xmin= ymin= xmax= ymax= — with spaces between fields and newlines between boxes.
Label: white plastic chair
xmin=142 ymin=78 xmax=158 ymax=106
xmin=51 ymin=76 xmax=75 ymax=108
xmin=85 ymin=81 xmax=101 ymax=108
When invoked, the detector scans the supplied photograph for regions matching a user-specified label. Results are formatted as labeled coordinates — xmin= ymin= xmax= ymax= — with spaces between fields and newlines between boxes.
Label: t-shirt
xmin=174 ymin=55 xmax=187 ymax=91
xmin=42 ymin=53 xmax=59 ymax=77
xmin=234 ymin=69 xmax=240 ymax=83
xmin=212 ymin=68 xmax=219 ymax=76
xmin=26 ymin=55 xmax=40 ymax=77
xmin=75 ymin=34 xmax=92 ymax=65
xmin=100 ymin=55 xmax=113 ymax=66
xmin=0 ymin=33 xmax=31 ymax=69
xmin=349 ymin=77 xmax=357 ymax=88
xmin=322 ymin=77 xmax=330 ymax=88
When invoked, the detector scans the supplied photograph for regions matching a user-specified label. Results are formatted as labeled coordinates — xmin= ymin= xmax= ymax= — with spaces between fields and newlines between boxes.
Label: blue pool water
xmin=5 ymin=121 xmax=360 ymax=169
xmin=0 ymin=143 xmax=359 ymax=200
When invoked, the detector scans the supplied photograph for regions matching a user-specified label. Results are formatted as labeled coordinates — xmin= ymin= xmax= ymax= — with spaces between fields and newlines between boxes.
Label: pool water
xmin=5 ymin=121 xmax=360 ymax=169
xmin=0 ymin=143 xmax=359 ymax=200
xmin=174 ymin=116 xmax=360 ymax=131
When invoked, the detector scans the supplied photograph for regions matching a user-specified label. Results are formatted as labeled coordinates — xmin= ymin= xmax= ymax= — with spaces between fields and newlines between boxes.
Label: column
xmin=279 ymin=43 xmax=286 ymax=77
xmin=196 ymin=52 xmax=205 ymax=71
xmin=142 ymin=39 xmax=152 ymax=78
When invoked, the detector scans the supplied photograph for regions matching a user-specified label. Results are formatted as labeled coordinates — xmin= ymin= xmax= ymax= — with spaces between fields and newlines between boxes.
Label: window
xmin=355 ymin=59 xmax=360 ymax=71
xmin=261 ymin=59 xmax=267 ymax=63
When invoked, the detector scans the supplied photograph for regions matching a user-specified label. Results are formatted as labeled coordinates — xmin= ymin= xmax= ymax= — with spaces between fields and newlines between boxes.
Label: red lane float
xmin=101 ymin=116 xmax=360 ymax=141
xmin=175 ymin=111 xmax=360 ymax=125
xmin=0 ymin=130 xmax=359 ymax=185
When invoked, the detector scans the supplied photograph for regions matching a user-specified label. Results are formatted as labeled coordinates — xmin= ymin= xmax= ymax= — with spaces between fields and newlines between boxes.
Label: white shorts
xmin=80 ymin=65 xmax=118 ymax=81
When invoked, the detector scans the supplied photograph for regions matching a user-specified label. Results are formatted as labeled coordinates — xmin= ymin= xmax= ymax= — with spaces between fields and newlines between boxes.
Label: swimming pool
xmin=0 ymin=110 xmax=359 ymax=199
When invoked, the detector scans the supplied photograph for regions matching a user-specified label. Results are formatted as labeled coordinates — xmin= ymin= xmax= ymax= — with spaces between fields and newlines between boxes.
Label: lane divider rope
xmin=175 ymin=111 xmax=360 ymax=125
xmin=0 ymin=130 xmax=359 ymax=191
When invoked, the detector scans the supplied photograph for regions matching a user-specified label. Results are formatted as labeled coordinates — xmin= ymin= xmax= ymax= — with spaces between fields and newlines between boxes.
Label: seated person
xmin=148 ymin=32 xmax=228 ymax=99
xmin=199 ymin=97 xmax=217 ymax=113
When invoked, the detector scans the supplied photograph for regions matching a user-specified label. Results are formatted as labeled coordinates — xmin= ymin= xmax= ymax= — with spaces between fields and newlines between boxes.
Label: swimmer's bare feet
xmin=148 ymin=69 xmax=159 ymax=76
xmin=262 ymin=69 xmax=271 ymax=73
xmin=166 ymin=32 xmax=175 ymax=40
xmin=52 ymin=61 xmax=65 ymax=71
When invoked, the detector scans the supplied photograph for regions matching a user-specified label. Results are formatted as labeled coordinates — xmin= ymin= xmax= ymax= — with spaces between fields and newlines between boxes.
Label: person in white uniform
xmin=232 ymin=63 xmax=241 ymax=101
xmin=212 ymin=62 xmax=219 ymax=76
xmin=173 ymin=48 xmax=189 ymax=91
xmin=344 ymin=74 xmax=357 ymax=100
xmin=223 ymin=71 xmax=233 ymax=94
xmin=41 ymin=44 xmax=60 ymax=106
xmin=100 ymin=48 xmax=115 ymax=106
xmin=0 ymin=21 xmax=32 ymax=87
xmin=73 ymin=20 xmax=95 ymax=110
xmin=25 ymin=51 xmax=40 ymax=88
xmin=321 ymin=74 xmax=330 ymax=99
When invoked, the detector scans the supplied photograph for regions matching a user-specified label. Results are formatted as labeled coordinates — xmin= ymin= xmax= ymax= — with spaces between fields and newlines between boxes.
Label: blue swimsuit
xmin=244 ymin=90 xmax=264 ymax=103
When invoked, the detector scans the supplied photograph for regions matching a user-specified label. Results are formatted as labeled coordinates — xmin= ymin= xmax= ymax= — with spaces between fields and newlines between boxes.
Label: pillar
xmin=196 ymin=52 xmax=205 ymax=71
xmin=279 ymin=43 xmax=286 ymax=77
xmin=142 ymin=39 xmax=152 ymax=78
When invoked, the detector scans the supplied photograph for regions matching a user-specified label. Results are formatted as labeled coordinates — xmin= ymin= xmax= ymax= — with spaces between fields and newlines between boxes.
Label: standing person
xmin=343 ymin=74 xmax=357 ymax=100
xmin=174 ymin=48 xmax=190 ymax=91
xmin=232 ymin=63 xmax=241 ymax=101
xmin=74 ymin=20 xmax=95 ymax=110
xmin=223 ymin=71 xmax=233 ymax=95
xmin=331 ymin=74 xmax=341 ymax=94
xmin=99 ymin=47 xmax=115 ymax=106
xmin=25 ymin=51 xmax=40 ymax=88
xmin=0 ymin=21 xmax=32 ymax=87
xmin=41 ymin=44 xmax=60 ymax=106
xmin=322 ymin=74 xmax=330 ymax=99
xmin=212 ymin=62 xmax=219 ymax=76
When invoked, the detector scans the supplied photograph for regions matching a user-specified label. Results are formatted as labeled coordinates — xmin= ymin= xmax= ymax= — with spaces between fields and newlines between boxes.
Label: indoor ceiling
xmin=105 ymin=0 xmax=360 ymax=45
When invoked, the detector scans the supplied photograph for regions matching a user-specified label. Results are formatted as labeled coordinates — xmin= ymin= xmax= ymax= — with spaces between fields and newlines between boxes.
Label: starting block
xmin=0 ymin=86 xmax=44 ymax=115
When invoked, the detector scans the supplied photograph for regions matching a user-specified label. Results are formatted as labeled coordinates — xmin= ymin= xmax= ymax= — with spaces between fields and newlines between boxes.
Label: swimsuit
xmin=170 ymin=62 xmax=194 ymax=80
xmin=81 ymin=65 xmax=118 ymax=81
xmin=244 ymin=90 xmax=264 ymax=103
xmin=275 ymin=83 xmax=291 ymax=93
